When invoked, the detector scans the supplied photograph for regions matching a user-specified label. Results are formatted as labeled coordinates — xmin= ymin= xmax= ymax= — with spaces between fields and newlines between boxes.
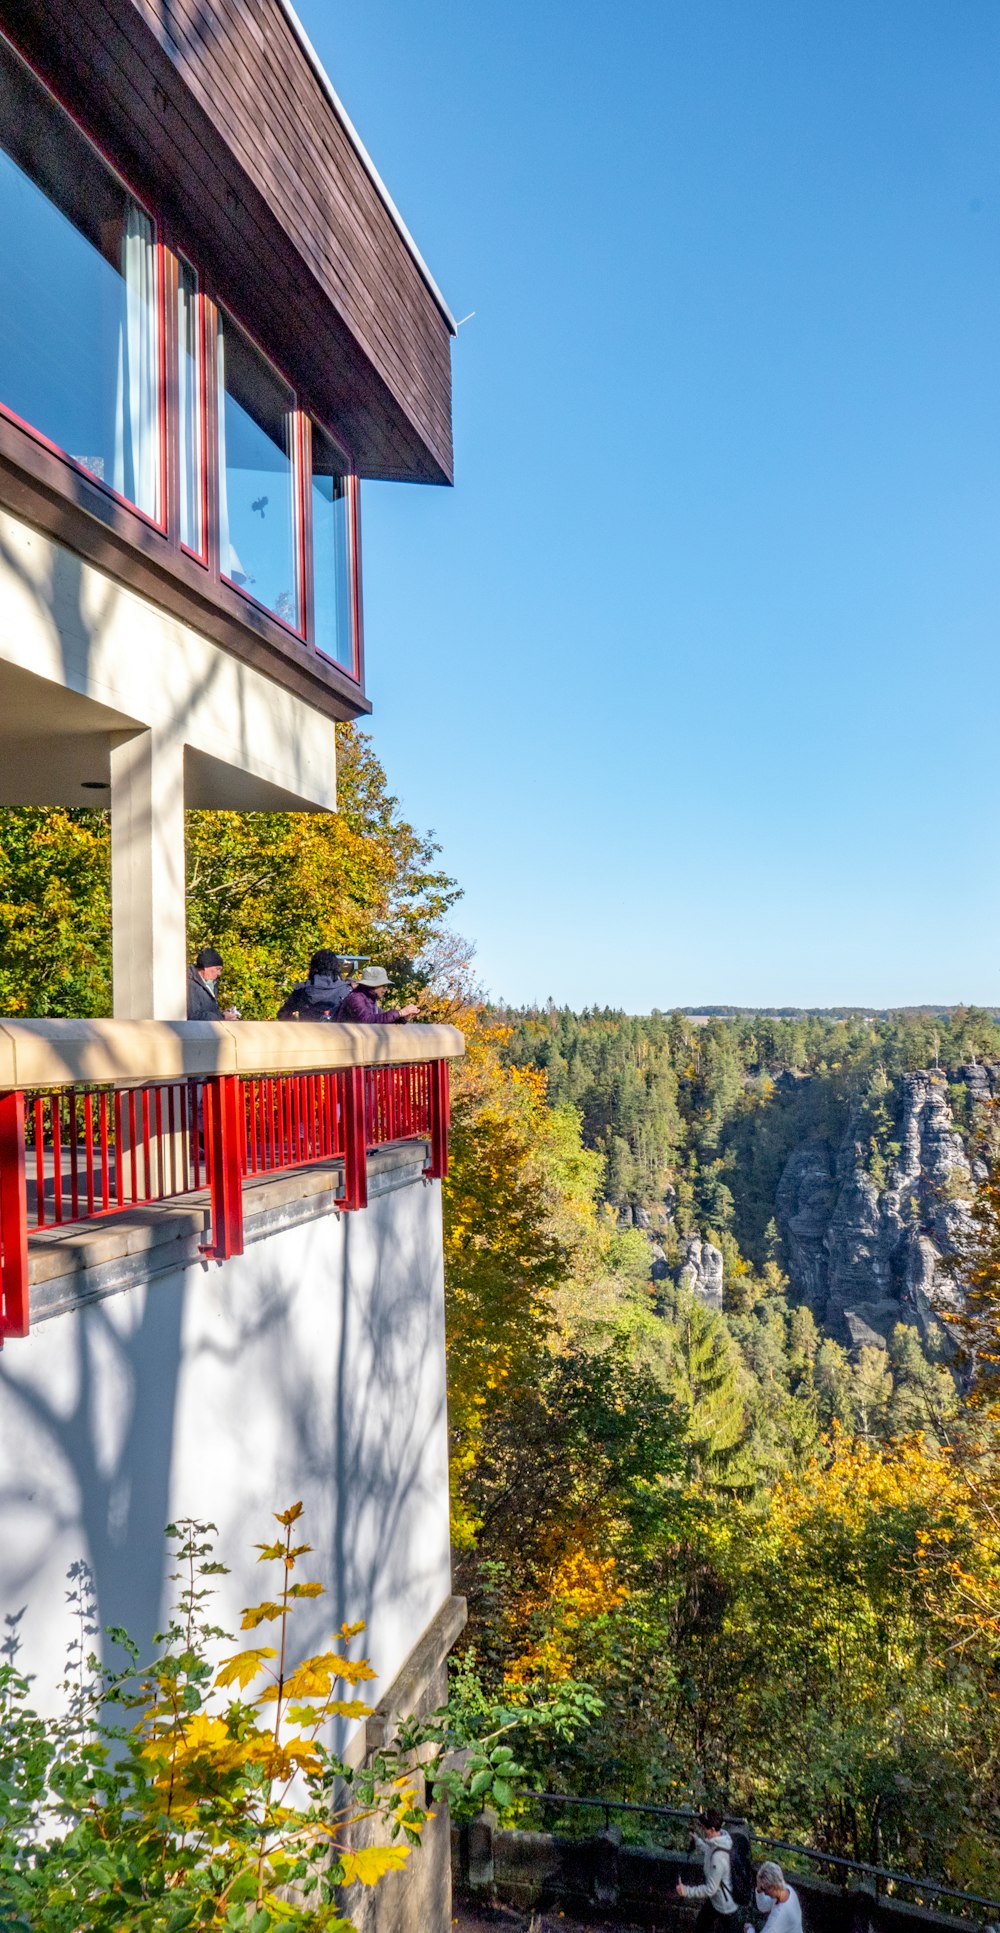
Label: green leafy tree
xmin=0 ymin=807 xmax=111 ymax=1015
xmin=0 ymin=728 xmax=458 ymax=1019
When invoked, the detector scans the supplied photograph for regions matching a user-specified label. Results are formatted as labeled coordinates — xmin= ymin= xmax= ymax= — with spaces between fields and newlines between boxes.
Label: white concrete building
xmin=0 ymin=5 xmax=462 ymax=1925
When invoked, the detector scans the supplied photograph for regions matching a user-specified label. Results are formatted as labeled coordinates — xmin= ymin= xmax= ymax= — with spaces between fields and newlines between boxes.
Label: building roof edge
xmin=275 ymin=0 xmax=458 ymax=337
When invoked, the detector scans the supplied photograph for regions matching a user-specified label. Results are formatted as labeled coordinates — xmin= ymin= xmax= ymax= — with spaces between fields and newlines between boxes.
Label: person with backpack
xmin=277 ymin=950 xmax=353 ymax=1021
xmin=677 ymin=1810 xmax=753 ymax=1933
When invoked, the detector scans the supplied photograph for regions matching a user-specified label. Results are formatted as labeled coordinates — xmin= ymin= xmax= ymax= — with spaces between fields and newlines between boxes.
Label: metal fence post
xmin=426 ymin=1059 xmax=450 ymax=1180
xmin=201 ymin=1075 xmax=244 ymax=1260
xmin=339 ymin=1065 xmax=368 ymax=1212
xmin=0 ymin=1091 xmax=29 ymax=1341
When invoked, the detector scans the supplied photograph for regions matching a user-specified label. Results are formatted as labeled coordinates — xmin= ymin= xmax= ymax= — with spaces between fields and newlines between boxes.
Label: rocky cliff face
xmin=776 ymin=1066 xmax=994 ymax=1345
xmin=677 ymin=1234 xmax=724 ymax=1311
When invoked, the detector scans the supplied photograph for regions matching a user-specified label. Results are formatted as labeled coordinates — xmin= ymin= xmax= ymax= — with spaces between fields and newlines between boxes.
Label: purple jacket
xmin=340 ymin=985 xmax=406 ymax=1025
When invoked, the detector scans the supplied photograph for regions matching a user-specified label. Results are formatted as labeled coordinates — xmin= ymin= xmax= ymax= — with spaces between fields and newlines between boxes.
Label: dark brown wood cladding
xmin=0 ymin=0 xmax=454 ymax=484
xmin=0 ymin=412 xmax=372 ymax=724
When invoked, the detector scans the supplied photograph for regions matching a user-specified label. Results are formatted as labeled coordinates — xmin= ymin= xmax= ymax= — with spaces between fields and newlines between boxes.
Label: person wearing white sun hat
xmin=339 ymin=964 xmax=419 ymax=1025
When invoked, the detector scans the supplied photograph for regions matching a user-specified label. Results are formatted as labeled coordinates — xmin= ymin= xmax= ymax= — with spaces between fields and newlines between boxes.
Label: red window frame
xmin=175 ymin=251 xmax=209 ymax=568
xmin=307 ymin=412 xmax=362 ymax=685
xmin=0 ymin=27 xmax=168 ymax=535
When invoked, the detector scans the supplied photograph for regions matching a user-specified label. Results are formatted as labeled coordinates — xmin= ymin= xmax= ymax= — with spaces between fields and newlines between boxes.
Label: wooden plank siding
xmin=0 ymin=0 xmax=454 ymax=484
xmin=143 ymin=0 xmax=449 ymax=437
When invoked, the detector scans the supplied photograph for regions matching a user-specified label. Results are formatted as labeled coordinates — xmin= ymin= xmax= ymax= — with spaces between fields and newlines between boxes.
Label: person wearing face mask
xmin=746 ymin=1861 xmax=802 ymax=1933
xmin=676 ymin=1810 xmax=740 ymax=1933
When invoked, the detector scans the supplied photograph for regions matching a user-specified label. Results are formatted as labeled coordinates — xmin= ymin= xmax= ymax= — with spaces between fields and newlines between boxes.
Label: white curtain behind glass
xmin=113 ymin=202 xmax=159 ymax=518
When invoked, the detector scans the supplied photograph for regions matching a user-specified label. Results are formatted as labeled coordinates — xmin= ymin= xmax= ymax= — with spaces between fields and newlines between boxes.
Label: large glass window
xmin=310 ymin=424 xmax=353 ymax=671
xmin=0 ymin=35 xmax=161 ymax=519
xmin=177 ymin=258 xmax=203 ymax=555
xmin=217 ymin=311 xmax=299 ymax=629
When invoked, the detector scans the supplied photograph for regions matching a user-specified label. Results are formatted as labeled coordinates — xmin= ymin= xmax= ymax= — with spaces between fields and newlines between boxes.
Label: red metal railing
xmin=28 ymin=1080 xmax=206 ymax=1227
xmin=0 ymin=1059 xmax=450 ymax=1343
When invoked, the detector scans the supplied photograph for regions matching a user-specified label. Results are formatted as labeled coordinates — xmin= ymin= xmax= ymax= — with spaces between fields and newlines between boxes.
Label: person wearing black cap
xmin=187 ymin=947 xmax=225 ymax=1020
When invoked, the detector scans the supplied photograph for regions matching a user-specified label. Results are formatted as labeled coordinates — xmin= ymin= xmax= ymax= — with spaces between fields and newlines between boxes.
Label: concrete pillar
xmin=110 ymin=730 xmax=187 ymax=1020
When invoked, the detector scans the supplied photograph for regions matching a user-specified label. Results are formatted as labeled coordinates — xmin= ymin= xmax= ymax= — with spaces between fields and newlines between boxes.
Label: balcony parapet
xmin=0 ymin=1020 xmax=463 ymax=1344
xmin=0 ymin=1019 xmax=464 ymax=1090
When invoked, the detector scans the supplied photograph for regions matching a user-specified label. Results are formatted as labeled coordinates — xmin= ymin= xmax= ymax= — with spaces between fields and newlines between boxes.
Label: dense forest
xmin=444 ymin=1004 xmax=1000 ymax=1887
xmin=4 ymin=763 xmax=1000 ymax=1891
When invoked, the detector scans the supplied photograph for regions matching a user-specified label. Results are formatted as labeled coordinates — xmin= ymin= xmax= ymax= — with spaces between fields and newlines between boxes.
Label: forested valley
xmin=4 ymin=751 xmax=1000 ymax=1892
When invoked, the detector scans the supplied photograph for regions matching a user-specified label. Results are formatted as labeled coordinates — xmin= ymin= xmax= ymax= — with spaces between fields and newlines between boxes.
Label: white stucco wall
xmin=0 ymin=506 xmax=336 ymax=811
xmin=0 ymin=1173 xmax=452 ymax=1734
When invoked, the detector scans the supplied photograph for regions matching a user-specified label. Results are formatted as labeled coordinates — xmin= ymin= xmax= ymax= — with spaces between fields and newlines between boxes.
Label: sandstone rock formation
xmin=677 ymin=1234 xmax=723 ymax=1311
xmin=776 ymin=1068 xmax=984 ymax=1346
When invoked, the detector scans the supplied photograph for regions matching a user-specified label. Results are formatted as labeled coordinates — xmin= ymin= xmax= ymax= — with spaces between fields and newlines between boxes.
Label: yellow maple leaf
xmin=327 ymin=1698 xmax=374 ymax=1720
xmin=322 ymin=1653 xmax=377 ymax=1684
xmin=277 ymin=1661 xmax=333 ymax=1701
xmin=215 ymin=1647 xmax=277 ymax=1690
xmin=241 ymin=1601 xmax=289 ymax=1629
xmin=285 ymin=1740 xmax=322 ymax=1770
xmin=339 ymin=1844 xmax=410 ymax=1887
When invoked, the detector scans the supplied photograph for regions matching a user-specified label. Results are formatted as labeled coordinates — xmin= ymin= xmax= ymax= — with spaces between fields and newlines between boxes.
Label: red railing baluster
xmin=127 ymin=1091 xmax=138 ymax=1205
xmin=247 ymin=1080 xmax=259 ymax=1175
xmin=113 ymin=1091 xmax=124 ymax=1209
xmin=165 ymin=1085 xmax=176 ymax=1197
xmin=140 ymin=1090 xmax=152 ymax=1203
xmin=52 ymin=1097 xmax=63 ymax=1213
xmin=34 ymin=1096 xmax=45 ymax=1229
xmin=201 ymin=1074 xmax=244 ymax=1260
xmin=339 ymin=1064 xmax=367 ymax=1212
xmin=330 ymin=1072 xmax=339 ymax=1157
xmin=0 ymin=1091 xmax=29 ymax=1342
xmin=53 ymin=1093 xmax=64 ymax=1224
xmin=427 ymin=1059 xmax=450 ymax=1180
xmin=99 ymin=1092 xmax=111 ymax=1211
xmin=84 ymin=1092 xmax=95 ymax=1217
xmin=69 ymin=1091 xmax=79 ymax=1220
xmin=153 ymin=1087 xmax=164 ymax=1199
xmin=179 ymin=1083 xmax=191 ymax=1191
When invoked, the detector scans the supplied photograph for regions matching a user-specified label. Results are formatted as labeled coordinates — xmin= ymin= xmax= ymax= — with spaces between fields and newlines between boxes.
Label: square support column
xmin=110 ymin=730 xmax=187 ymax=1020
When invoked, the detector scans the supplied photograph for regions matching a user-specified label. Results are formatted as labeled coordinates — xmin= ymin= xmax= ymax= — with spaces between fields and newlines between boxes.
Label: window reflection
xmin=217 ymin=311 xmax=299 ymax=629
xmin=0 ymin=35 xmax=161 ymax=519
xmin=311 ymin=424 xmax=353 ymax=671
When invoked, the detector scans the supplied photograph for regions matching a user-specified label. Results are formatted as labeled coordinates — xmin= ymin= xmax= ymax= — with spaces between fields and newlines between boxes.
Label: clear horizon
xmin=298 ymin=1 xmax=1000 ymax=1012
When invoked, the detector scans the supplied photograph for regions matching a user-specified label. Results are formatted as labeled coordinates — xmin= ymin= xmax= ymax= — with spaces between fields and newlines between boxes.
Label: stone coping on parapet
xmin=26 ymin=1141 xmax=432 ymax=1322
xmin=0 ymin=1020 xmax=465 ymax=1090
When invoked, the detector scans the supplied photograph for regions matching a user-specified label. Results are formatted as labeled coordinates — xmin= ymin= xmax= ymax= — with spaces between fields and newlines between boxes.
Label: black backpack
xmin=727 ymin=1829 xmax=754 ymax=1910
xmin=279 ymin=976 xmax=346 ymax=1022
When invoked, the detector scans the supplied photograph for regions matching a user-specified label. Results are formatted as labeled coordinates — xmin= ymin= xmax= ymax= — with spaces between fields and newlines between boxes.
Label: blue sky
xmin=295 ymin=0 xmax=1000 ymax=1012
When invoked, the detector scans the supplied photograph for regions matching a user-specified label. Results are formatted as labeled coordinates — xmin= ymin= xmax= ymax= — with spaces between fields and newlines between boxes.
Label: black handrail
xmin=520 ymin=1792 xmax=1000 ymax=1915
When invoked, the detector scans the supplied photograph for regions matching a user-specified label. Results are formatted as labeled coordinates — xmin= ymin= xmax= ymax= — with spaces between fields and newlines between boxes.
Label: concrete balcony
xmin=0 ymin=1016 xmax=463 ymax=1339
xmin=0 ymin=1012 xmax=466 ymax=1895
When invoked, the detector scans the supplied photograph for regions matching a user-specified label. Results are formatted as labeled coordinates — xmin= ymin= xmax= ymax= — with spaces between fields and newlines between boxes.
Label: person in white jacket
xmin=677 ymin=1810 xmax=740 ymax=1933
xmin=745 ymin=1861 xmax=802 ymax=1933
